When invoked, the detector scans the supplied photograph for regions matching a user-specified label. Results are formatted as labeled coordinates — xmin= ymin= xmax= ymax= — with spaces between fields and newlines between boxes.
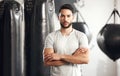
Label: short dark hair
xmin=59 ymin=4 xmax=75 ymax=14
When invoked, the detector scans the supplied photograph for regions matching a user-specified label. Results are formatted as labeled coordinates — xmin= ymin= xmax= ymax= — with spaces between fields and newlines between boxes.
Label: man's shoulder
xmin=73 ymin=29 xmax=87 ymax=40
xmin=47 ymin=30 xmax=60 ymax=37
xmin=74 ymin=29 xmax=85 ymax=35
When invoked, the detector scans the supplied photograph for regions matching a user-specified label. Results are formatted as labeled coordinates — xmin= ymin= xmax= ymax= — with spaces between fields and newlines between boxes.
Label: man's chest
xmin=53 ymin=35 xmax=79 ymax=54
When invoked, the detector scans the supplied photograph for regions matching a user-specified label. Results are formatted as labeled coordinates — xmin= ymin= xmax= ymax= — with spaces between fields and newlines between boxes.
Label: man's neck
xmin=60 ymin=27 xmax=73 ymax=36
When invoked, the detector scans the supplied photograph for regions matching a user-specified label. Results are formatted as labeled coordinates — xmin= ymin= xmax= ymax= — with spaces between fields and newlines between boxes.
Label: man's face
xmin=58 ymin=9 xmax=74 ymax=28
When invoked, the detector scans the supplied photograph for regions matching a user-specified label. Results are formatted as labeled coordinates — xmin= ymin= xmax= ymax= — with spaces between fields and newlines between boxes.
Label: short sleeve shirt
xmin=44 ymin=29 xmax=89 ymax=76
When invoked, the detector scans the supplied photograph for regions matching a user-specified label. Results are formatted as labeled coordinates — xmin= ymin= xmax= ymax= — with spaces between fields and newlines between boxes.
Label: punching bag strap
xmin=106 ymin=0 xmax=120 ymax=24
xmin=106 ymin=8 xmax=120 ymax=24
xmin=76 ymin=11 xmax=86 ymax=23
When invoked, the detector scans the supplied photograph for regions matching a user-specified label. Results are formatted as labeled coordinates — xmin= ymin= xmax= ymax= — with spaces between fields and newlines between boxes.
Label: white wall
xmin=78 ymin=0 xmax=120 ymax=76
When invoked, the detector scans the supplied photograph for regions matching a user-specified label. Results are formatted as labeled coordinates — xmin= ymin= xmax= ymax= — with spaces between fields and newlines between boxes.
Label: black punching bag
xmin=25 ymin=0 xmax=50 ymax=76
xmin=72 ymin=22 xmax=92 ymax=44
xmin=97 ymin=24 xmax=120 ymax=61
xmin=0 ymin=1 xmax=4 ymax=76
xmin=0 ymin=1 xmax=11 ymax=76
xmin=0 ymin=1 xmax=24 ymax=76
xmin=97 ymin=9 xmax=120 ymax=61
xmin=72 ymin=1 xmax=92 ymax=44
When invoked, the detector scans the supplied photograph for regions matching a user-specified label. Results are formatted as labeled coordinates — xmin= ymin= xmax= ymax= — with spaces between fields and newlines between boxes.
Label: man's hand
xmin=73 ymin=48 xmax=88 ymax=56
xmin=44 ymin=53 xmax=61 ymax=62
xmin=43 ymin=48 xmax=68 ymax=66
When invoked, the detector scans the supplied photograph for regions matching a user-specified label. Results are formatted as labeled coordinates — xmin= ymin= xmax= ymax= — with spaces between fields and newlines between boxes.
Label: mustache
xmin=63 ymin=21 xmax=69 ymax=23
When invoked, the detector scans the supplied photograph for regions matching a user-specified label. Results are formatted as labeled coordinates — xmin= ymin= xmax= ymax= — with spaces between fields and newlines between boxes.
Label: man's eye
xmin=61 ymin=15 xmax=64 ymax=17
xmin=67 ymin=15 xmax=71 ymax=17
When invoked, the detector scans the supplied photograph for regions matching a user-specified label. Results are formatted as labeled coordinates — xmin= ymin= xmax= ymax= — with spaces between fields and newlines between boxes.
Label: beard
xmin=60 ymin=23 xmax=72 ymax=28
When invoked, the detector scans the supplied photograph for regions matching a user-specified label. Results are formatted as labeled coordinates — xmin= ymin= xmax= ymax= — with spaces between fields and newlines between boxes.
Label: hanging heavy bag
xmin=72 ymin=22 xmax=92 ymax=44
xmin=97 ymin=8 xmax=120 ymax=61
xmin=24 ymin=0 xmax=50 ymax=76
xmin=0 ymin=1 xmax=24 ymax=76
xmin=72 ymin=10 xmax=92 ymax=44
xmin=0 ymin=1 xmax=12 ymax=76
xmin=72 ymin=1 xmax=92 ymax=44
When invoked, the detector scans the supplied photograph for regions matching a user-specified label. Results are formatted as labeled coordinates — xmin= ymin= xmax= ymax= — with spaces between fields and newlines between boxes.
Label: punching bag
xmin=97 ymin=9 xmax=120 ymax=61
xmin=10 ymin=1 xmax=25 ymax=76
xmin=0 ymin=0 xmax=24 ymax=76
xmin=25 ymin=0 xmax=50 ymax=76
xmin=72 ymin=1 xmax=92 ymax=44
xmin=0 ymin=1 xmax=11 ymax=76
xmin=0 ymin=1 xmax=4 ymax=76
xmin=97 ymin=24 xmax=120 ymax=61
xmin=72 ymin=22 xmax=92 ymax=44
xmin=72 ymin=12 xmax=92 ymax=44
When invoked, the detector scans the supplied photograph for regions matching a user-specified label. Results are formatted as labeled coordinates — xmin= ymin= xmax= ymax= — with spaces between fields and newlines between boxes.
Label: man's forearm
xmin=60 ymin=48 xmax=89 ymax=64
xmin=60 ymin=53 xmax=89 ymax=64
xmin=44 ymin=48 xmax=89 ymax=65
xmin=44 ymin=60 xmax=68 ymax=66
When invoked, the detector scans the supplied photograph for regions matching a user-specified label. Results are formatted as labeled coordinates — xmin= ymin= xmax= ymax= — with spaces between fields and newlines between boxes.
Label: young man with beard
xmin=43 ymin=4 xmax=89 ymax=76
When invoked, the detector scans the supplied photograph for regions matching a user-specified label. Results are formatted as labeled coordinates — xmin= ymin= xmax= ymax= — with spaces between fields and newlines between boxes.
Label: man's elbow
xmin=78 ymin=57 xmax=89 ymax=64
xmin=84 ymin=59 xmax=89 ymax=64
xmin=82 ymin=58 xmax=89 ymax=64
xmin=82 ymin=54 xmax=89 ymax=64
xmin=43 ymin=61 xmax=51 ymax=66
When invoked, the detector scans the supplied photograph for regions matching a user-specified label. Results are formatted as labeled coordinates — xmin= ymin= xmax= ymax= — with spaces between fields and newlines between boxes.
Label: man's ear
xmin=72 ymin=14 xmax=75 ymax=21
xmin=72 ymin=15 xmax=74 ymax=20
xmin=58 ymin=13 xmax=61 ymax=20
xmin=58 ymin=16 xmax=60 ymax=20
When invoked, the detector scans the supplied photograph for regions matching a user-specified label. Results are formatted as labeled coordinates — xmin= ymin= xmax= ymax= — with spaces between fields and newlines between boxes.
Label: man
xmin=43 ymin=4 xmax=89 ymax=76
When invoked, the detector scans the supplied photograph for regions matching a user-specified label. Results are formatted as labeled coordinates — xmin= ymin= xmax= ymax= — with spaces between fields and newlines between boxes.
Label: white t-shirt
xmin=44 ymin=29 xmax=89 ymax=76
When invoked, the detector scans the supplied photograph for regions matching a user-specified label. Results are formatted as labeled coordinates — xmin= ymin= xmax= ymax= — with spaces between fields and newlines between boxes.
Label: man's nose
xmin=64 ymin=16 xmax=68 ymax=21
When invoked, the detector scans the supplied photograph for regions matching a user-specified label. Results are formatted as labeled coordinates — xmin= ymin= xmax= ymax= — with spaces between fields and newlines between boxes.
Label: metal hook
xmin=75 ymin=0 xmax=84 ymax=8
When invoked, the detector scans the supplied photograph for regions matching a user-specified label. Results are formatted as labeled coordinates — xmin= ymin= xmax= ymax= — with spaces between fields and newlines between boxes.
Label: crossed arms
xmin=43 ymin=47 xmax=89 ymax=66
